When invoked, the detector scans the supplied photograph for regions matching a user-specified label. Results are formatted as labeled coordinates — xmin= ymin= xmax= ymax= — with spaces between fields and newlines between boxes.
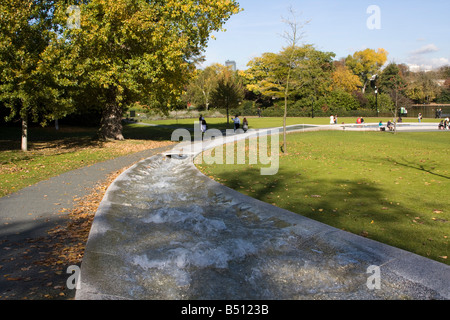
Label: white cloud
xmin=407 ymin=64 xmax=432 ymax=72
xmin=407 ymin=58 xmax=449 ymax=72
xmin=431 ymin=57 xmax=449 ymax=66
xmin=407 ymin=44 xmax=447 ymax=72
xmin=411 ymin=44 xmax=439 ymax=55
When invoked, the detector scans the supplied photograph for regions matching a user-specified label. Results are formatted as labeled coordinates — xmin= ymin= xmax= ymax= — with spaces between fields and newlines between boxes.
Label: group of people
xmin=329 ymin=115 xmax=338 ymax=124
xmin=378 ymin=120 xmax=395 ymax=131
xmin=438 ymin=117 xmax=450 ymax=130
xmin=232 ymin=115 xmax=249 ymax=132
xmin=198 ymin=114 xmax=249 ymax=134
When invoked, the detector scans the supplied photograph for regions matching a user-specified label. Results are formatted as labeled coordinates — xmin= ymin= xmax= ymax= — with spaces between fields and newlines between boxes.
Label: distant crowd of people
xmin=197 ymin=112 xmax=450 ymax=135
xmin=198 ymin=114 xmax=249 ymax=134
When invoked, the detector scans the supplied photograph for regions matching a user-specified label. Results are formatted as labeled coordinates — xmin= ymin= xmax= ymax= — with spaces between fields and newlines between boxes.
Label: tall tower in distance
xmin=225 ymin=60 xmax=237 ymax=72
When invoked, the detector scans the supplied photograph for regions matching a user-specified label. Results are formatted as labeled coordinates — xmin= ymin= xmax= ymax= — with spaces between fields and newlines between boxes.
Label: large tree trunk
xmin=99 ymin=88 xmax=125 ymax=141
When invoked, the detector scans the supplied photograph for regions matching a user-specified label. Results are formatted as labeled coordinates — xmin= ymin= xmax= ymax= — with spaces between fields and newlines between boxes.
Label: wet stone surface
xmin=77 ymin=154 xmax=448 ymax=300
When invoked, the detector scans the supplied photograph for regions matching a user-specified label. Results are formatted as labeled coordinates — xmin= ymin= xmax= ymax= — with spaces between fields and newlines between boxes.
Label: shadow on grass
xmin=357 ymin=155 xmax=450 ymax=181
xmin=392 ymin=157 xmax=450 ymax=180
xmin=0 ymin=126 xmax=100 ymax=151
xmin=122 ymin=124 xmax=175 ymax=141
xmin=203 ymin=165 xmax=448 ymax=265
xmin=0 ymin=123 xmax=177 ymax=153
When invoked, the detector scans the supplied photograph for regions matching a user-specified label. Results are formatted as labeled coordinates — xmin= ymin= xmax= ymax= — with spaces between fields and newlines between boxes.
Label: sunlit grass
xmin=198 ymin=131 xmax=450 ymax=265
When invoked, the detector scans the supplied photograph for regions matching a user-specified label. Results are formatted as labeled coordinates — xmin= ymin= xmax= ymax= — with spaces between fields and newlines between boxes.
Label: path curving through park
xmin=76 ymin=125 xmax=450 ymax=300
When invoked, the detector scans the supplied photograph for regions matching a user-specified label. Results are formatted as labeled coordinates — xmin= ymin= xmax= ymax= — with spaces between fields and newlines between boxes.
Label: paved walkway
xmin=76 ymin=126 xmax=450 ymax=300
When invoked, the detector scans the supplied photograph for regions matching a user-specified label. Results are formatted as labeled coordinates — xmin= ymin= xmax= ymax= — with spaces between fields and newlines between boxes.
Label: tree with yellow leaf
xmin=0 ymin=0 xmax=74 ymax=151
xmin=51 ymin=0 xmax=241 ymax=140
xmin=330 ymin=64 xmax=362 ymax=94
xmin=345 ymin=48 xmax=388 ymax=94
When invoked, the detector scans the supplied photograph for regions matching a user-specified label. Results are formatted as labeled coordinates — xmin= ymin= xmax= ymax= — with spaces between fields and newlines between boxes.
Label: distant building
xmin=225 ymin=60 xmax=237 ymax=72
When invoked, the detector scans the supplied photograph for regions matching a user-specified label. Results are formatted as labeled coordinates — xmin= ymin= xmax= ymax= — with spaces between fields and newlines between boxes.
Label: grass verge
xmin=0 ymin=124 xmax=174 ymax=197
xmin=197 ymin=130 xmax=450 ymax=265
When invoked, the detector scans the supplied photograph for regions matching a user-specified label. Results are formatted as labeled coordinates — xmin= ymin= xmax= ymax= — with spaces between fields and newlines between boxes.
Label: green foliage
xmin=245 ymin=45 xmax=335 ymax=101
xmin=41 ymin=0 xmax=241 ymax=140
xmin=404 ymin=71 xmax=442 ymax=104
xmin=210 ymin=68 xmax=244 ymax=121
xmin=365 ymin=91 xmax=394 ymax=114
xmin=183 ymin=64 xmax=228 ymax=110
xmin=0 ymin=1 xmax=72 ymax=123
xmin=317 ymin=90 xmax=360 ymax=112
xmin=436 ymin=88 xmax=450 ymax=103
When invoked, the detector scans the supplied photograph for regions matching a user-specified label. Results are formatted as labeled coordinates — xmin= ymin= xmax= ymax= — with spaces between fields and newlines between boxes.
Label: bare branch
xmin=280 ymin=6 xmax=310 ymax=48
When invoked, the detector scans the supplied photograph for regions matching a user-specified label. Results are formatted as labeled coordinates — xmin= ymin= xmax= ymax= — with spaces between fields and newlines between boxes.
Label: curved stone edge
xmin=75 ymin=158 xmax=155 ymax=300
xmin=186 ymin=130 xmax=450 ymax=299
xmin=192 ymin=163 xmax=450 ymax=299
xmin=76 ymin=129 xmax=450 ymax=300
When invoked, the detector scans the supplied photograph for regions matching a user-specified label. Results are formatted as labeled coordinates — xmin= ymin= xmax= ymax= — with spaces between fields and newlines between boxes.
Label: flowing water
xmin=78 ymin=151 xmax=445 ymax=300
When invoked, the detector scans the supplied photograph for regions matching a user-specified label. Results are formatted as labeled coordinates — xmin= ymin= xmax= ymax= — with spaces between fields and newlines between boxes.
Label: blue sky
xmin=201 ymin=0 xmax=450 ymax=72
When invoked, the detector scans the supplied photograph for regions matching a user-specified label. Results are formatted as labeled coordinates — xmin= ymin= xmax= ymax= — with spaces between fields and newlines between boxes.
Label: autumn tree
xmin=330 ymin=64 xmax=362 ymax=94
xmin=380 ymin=63 xmax=411 ymax=132
xmin=246 ymin=52 xmax=288 ymax=99
xmin=246 ymin=46 xmax=334 ymax=111
xmin=404 ymin=71 xmax=441 ymax=104
xmin=279 ymin=7 xmax=309 ymax=153
xmin=184 ymin=64 xmax=228 ymax=110
xmin=345 ymin=48 xmax=388 ymax=94
xmin=210 ymin=67 xmax=244 ymax=126
xmin=51 ymin=0 xmax=240 ymax=140
xmin=0 ymin=0 xmax=72 ymax=151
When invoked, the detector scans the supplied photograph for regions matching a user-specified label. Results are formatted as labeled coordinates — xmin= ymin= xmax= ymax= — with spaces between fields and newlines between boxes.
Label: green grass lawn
xmin=197 ymin=130 xmax=450 ymax=265
xmin=0 ymin=124 xmax=174 ymax=197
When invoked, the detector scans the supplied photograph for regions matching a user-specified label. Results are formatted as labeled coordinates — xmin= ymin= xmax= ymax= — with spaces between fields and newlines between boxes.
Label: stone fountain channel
xmin=76 ymin=127 xmax=450 ymax=300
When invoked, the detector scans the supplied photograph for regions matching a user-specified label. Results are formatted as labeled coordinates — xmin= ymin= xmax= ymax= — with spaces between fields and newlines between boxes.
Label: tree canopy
xmin=345 ymin=48 xmax=388 ymax=93
xmin=1 ymin=0 xmax=241 ymax=145
xmin=51 ymin=0 xmax=241 ymax=140
xmin=0 ymin=0 xmax=73 ymax=150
